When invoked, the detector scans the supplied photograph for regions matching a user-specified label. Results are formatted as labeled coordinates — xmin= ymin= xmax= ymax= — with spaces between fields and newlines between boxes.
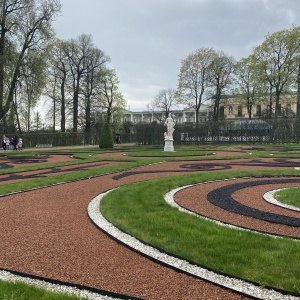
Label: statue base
xmin=164 ymin=139 xmax=174 ymax=152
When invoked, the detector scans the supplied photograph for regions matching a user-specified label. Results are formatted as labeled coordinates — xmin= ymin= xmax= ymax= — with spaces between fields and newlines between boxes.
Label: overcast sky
xmin=52 ymin=0 xmax=300 ymax=110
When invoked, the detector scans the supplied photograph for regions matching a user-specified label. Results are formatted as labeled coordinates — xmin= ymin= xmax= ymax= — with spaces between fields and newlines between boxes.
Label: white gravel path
xmin=264 ymin=188 xmax=300 ymax=212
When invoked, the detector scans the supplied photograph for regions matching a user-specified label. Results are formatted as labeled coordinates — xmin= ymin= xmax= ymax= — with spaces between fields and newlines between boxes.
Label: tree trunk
xmin=52 ymin=96 xmax=56 ymax=133
xmin=72 ymin=77 xmax=80 ymax=133
xmin=195 ymin=105 xmax=200 ymax=128
xmin=60 ymin=72 xmax=66 ymax=132
xmin=13 ymin=95 xmax=22 ymax=133
xmin=213 ymin=89 xmax=221 ymax=122
xmin=248 ymin=105 xmax=252 ymax=120
xmin=274 ymin=87 xmax=281 ymax=120
xmin=297 ymin=65 xmax=300 ymax=118
xmin=85 ymin=96 xmax=91 ymax=133
xmin=107 ymin=105 xmax=112 ymax=124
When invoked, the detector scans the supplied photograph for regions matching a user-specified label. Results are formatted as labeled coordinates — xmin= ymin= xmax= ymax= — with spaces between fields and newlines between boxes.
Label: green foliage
xmin=97 ymin=69 xmax=126 ymax=126
xmin=0 ymin=0 xmax=61 ymax=122
xmin=135 ymin=122 xmax=164 ymax=145
xmin=251 ymin=26 xmax=300 ymax=119
xmin=99 ymin=122 xmax=114 ymax=149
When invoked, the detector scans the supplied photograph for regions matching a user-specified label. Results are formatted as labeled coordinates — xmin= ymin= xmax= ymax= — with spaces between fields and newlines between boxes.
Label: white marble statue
xmin=164 ymin=113 xmax=175 ymax=140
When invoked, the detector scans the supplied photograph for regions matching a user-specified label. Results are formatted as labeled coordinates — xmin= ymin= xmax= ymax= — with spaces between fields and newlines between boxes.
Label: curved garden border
xmin=88 ymin=186 xmax=299 ymax=300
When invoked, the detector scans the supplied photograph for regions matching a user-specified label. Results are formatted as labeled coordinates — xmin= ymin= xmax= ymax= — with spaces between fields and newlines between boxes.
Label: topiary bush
xmin=99 ymin=122 xmax=114 ymax=149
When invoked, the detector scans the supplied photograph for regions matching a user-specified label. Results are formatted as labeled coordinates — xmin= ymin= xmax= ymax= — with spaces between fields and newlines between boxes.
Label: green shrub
xmin=99 ymin=122 xmax=114 ymax=149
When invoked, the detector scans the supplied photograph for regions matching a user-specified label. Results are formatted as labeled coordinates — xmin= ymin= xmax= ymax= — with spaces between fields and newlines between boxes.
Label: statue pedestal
xmin=164 ymin=139 xmax=174 ymax=152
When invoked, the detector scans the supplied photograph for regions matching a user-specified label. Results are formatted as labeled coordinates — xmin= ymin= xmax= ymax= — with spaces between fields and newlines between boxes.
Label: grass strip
xmin=0 ymin=150 xmax=136 ymax=175
xmin=127 ymin=149 xmax=213 ymax=157
xmin=0 ymin=158 xmax=163 ymax=195
xmin=100 ymin=169 xmax=300 ymax=294
xmin=0 ymin=280 xmax=87 ymax=300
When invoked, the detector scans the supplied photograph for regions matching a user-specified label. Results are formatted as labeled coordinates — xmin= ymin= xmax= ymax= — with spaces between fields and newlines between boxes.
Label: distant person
xmin=115 ymin=134 xmax=121 ymax=144
xmin=12 ymin=135 xmax=18 ymax=150
xmin=5 ymin=137 xmax=10 ymax=150
xmin=17 ymin=137 xmax=23 ymax=150
xmin=2 ymin=135 xmax=6 ymax=151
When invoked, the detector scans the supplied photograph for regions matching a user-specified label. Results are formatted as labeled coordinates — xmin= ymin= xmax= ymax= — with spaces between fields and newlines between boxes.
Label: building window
xmin=228 ymin=106 xmax=233 ymax=115
xmin=256 ymin=105 xmax=261 ymax=117
xmin=220 ymin=106 xmax=225 ymax=118
xmin=238 ymin=105 xmax=243 ymax=117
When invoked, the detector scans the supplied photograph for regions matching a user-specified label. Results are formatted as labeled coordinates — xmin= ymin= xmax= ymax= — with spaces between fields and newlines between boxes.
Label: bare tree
xmin=209 ymin=51 xmax=235 ymax=121
xmin=46 ymin=39 xmax=72 ymax=132
xmin=152 ymin=88 xmax=176 ymax=118
xmin=80 ymin=46 xmax=110 ymax=135
xmin=63 ymin=34 xmax=111 ymax=132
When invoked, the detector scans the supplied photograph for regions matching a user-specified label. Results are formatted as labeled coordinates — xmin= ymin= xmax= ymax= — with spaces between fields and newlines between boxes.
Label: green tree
xmin=177 ymin=47 xmax=216 ymax=125
xmin=20 ymin=50 xmax=47 ymax=132
xmin=99 ymin=121 xmax=113 ymax=149
xmin=0 ymin=0 xmax=61 ymax=121
xmin=31 ymin=110 xmax=43 ymax=131
xmin=234 ymin=55 xmax=266 ymax=120
xmin=252 ymin=26 xmax=300 ymax=119
xmin=96 ymin=69 xmax=126 ymax=124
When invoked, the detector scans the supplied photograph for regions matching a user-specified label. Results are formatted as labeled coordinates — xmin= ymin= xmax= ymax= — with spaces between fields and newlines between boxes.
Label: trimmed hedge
xmin=99 ymin=122 xmax=114 ymax=149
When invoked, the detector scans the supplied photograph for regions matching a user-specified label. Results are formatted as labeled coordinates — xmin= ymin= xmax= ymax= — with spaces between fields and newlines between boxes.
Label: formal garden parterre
xmin=0 ymin=144 xmax=299 ymax=299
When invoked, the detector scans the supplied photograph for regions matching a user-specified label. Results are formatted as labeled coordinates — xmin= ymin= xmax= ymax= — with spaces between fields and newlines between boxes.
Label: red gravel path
xmin=0 ymin=153 xmax=299 ymax=299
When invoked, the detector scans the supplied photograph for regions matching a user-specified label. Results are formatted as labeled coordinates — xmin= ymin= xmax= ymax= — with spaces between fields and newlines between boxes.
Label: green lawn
xmin=274 ymin=186 xmax=300 ymax=208
xmin=101 ymin=169 xmax=300 ymax=294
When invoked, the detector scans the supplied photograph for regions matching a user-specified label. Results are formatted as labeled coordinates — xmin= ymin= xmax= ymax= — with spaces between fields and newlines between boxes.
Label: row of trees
xmin=2 ymin=2 xmax=300 ymax=135
xmin=152 ymin=26 xmax=300 ymax=124
xmin=45 ymin=34 xmax=126 ymax=134
xmin=0 ymin=0 xmax=126 ymax=135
